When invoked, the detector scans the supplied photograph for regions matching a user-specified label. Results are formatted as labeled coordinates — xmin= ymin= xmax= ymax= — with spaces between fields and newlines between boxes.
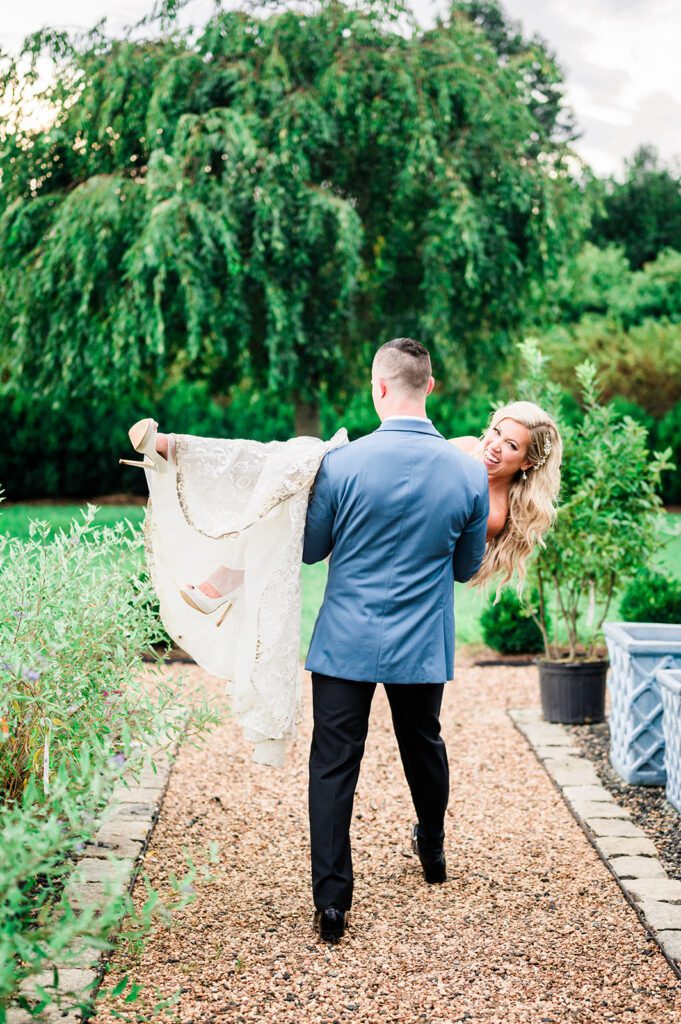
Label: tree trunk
xmin=295 ymin=397 xmax=321 ymax=438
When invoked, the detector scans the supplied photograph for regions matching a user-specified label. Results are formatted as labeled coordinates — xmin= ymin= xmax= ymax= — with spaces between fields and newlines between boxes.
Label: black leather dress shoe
xmin=314 ymin=906 xmax=348 ymax=943
xmin=411 ymin=823 xmax=447 ymax=884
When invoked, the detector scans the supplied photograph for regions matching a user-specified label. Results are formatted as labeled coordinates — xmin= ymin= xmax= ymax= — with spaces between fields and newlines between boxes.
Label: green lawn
xmin=0 ymin=503 xmax=144 ymax=538
xmin=3 ymin=504 xmax=680 ymax=653
xmin=656 ymin=524 xmax=681 ymax=578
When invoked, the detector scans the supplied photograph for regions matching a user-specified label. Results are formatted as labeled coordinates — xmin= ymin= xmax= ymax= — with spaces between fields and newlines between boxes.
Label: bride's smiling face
xmin=481 ymin=418 xmax=533 ymax=479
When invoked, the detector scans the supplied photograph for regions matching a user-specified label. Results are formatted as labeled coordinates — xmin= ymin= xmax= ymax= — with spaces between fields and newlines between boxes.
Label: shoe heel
xmin=216 ymin=602 xmax=233 ymax=627
xmin=119 ymin=458 xmax=151 ymax=469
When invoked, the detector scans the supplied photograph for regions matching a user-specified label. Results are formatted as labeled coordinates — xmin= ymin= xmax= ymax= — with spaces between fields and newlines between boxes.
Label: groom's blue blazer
xmin=302 ymin=417 xmax=489 ymax=684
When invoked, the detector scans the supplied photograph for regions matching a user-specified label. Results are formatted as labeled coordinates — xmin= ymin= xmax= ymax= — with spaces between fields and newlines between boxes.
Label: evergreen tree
xmin=590 ymin=145 xmax=681 ymax=270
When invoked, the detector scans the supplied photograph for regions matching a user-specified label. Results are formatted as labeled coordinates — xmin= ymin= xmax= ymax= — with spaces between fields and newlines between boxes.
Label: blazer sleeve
xmin=302 ymin=454 xmax=336 ymax=564
xmin=452 ymin=475 xmax=490 ymax=583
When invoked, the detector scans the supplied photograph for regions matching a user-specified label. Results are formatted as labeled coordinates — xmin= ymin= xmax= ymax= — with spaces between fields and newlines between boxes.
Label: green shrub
xmin=158 ymin=378 xmax=295 ymax=443
xmin=655 ymin=402 xmax=681 ymax=505
xmin=0 ymin=378 xmax=297 ymax=503
xmin=0 ymin=388 xmax=147 ymax=502
xmin=619 ymin=568 xmax=681 ymax=624
xmin=0 ymin=499 xmax=220 ymax=1011
xmin=480 ymin=588 xmax=547 ymax=654
xmin=548 ymin=242 xmax=631 ymax=321
xmin=622 ymin=248 xmax=681 ymax=322
xmin=0 ymin=507 xmax=170 ymax=800
xmin=542 ymin=316 xmax=681 ymax=418
xmin=549 ymin=242 xmax=681 ymax=325
xmin=608 ymin=397 xmax=656 ymax=436
xmin=322 ymin=386 xmax=498 ymax=442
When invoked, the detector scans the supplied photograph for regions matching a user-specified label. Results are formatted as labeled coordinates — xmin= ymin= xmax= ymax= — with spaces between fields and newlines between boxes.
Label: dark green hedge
xmin=3 ymin=385 xmax=678 ymax=504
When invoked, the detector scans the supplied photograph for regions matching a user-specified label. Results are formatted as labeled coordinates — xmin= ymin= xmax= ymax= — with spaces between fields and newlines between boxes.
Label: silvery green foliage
xmin=1 ymin=505 xmax=173 ymax=799
xmin=0 ymin=500 xmax=220 ymax=1013
xmin=516 ymin=342 xmax=677 ymax=661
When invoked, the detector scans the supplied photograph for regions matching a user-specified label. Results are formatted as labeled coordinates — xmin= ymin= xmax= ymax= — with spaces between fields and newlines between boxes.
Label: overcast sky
xmin=2 ymin=0 xmax=679 ymax=176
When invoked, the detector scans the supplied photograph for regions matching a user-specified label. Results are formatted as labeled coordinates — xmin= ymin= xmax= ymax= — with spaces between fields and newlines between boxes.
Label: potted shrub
xmin=517 ymin=341 xmax=675 ymax=725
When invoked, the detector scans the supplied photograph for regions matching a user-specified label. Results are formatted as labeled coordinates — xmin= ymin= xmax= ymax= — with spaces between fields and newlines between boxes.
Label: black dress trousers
xmin=308 ymin=672 xmax=449 ymax=911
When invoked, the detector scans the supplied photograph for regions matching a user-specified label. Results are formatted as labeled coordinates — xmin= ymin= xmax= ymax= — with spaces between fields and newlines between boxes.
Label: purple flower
xmin=1 ymin=661 xmax=12 ymax=672
xmin=111 ymin=753 xmax=126 ymax=768
xmin=22 ymin=668 xmax=41 ymax=682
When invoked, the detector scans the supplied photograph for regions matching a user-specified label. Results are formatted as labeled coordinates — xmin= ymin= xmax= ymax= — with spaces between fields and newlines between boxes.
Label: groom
xmin=302 ymin=337 xmax=489 ymax=943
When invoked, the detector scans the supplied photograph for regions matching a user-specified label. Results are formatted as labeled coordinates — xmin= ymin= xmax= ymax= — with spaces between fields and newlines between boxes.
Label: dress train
xmin=142 ymin=429 xmax=347 ymax=767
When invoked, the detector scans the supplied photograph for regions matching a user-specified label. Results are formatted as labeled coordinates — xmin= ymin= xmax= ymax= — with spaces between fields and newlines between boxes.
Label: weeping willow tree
xmin=0 ymin=0 xmax=584 ymax=436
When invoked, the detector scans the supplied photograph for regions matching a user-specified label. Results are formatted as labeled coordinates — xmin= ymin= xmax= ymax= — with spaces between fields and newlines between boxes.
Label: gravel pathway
xmin=93 ymin=658 xmax=681 ymax=1024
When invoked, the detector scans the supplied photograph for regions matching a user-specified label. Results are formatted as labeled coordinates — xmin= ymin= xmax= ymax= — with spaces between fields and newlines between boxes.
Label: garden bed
xmin=566 ymin=720 xmax=681 ymax=882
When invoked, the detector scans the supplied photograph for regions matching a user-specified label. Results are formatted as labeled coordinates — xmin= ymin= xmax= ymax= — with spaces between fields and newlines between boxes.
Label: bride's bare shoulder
xmin=448 ymin=435 xmax=479 ymax=455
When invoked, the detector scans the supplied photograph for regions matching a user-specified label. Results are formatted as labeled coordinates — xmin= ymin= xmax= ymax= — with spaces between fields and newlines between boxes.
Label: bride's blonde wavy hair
xmin=470 ymin=401 xmax=562 ymax=596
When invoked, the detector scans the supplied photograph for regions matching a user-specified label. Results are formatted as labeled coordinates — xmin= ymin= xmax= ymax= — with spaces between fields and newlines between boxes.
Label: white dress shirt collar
xmin=382 ymin=415 xmax=432 ymax=423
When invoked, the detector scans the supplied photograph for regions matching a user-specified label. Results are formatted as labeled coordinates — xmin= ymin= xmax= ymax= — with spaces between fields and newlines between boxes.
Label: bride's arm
xmin=449 ymin=436 xmax=502 ymax=542
xmin=154 ymin=425 xmax=175 ymax=463
xmin=449 ymin=435 xmax=480 ymax=456
xmin=156 ymin=431 xmax=169 ymax=459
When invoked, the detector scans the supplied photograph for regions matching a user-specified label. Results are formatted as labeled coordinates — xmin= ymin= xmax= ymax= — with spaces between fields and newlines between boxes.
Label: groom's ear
xmin=426 ymin=376 xmax=435 ymax=397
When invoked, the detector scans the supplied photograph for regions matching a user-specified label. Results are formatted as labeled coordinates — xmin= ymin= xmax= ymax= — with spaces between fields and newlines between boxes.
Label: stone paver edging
xmin=510 ymin=707 xmax=681 ymax=978
xmin=8 ymin=734 xmax=183 ymax=1024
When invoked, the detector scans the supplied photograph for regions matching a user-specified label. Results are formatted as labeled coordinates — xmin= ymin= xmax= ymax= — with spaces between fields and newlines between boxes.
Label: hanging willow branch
xmin=0 ymin=0 xmax=584 ymax=418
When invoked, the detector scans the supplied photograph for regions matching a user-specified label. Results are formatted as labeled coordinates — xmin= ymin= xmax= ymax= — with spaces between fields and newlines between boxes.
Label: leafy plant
xmin=0 ymin=506 xmax=180 ymax=800
xmin=0 ymin=496 xmax=221 ymax=1012
xmin=655 ymin=401 xmax=681 ymax=504
xmin=480 ymin=588 xmax=547 ymax=654
xmin=619 ymin=568 xmax=681 ymax=625
xmin=517 ymin=339 xmax=676 ymax=661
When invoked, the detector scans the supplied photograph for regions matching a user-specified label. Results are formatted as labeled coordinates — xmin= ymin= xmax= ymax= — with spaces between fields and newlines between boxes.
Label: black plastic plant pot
xmin=537 ymin=659 xmax=609 ymax=724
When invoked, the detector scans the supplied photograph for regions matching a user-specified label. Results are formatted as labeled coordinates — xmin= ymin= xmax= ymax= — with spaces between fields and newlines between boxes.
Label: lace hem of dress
xmin=173 ymin=429 xmax=348 ymax=541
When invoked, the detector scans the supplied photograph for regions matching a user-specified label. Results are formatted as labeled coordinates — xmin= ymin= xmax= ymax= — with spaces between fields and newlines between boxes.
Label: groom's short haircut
xmin=374 ymin=337 xmax=432 ymax=394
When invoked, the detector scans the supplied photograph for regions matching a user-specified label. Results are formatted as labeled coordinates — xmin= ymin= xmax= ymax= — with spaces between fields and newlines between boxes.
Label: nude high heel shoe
xmin=179 ymin=583 xmax=244 ymax=627
xmin=119 ymin=418 xmax=168 ymax=473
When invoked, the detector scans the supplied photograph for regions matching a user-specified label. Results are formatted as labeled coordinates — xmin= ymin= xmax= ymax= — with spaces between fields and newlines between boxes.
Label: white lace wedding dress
xmin=143 ymin=430 xmax=347 ymax=767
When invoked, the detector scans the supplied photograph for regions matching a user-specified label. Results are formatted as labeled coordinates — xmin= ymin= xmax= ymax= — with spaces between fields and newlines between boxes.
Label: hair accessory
xmin=533 ymin=433 xmax=552 ymax=469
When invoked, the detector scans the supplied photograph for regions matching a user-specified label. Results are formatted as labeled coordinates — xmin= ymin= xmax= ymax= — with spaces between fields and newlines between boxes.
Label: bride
xmin=451 ymin=400 xmax=562 ymax=594
xmin=122 ymin=399 xmax=561 ymax=766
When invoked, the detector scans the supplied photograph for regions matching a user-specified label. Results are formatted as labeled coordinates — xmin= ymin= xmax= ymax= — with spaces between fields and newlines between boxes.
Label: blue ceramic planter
xmin=658 ymin=667 xmax=681 ymax=813
xmin=604 ymin=622 xmax=681 ymax=785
